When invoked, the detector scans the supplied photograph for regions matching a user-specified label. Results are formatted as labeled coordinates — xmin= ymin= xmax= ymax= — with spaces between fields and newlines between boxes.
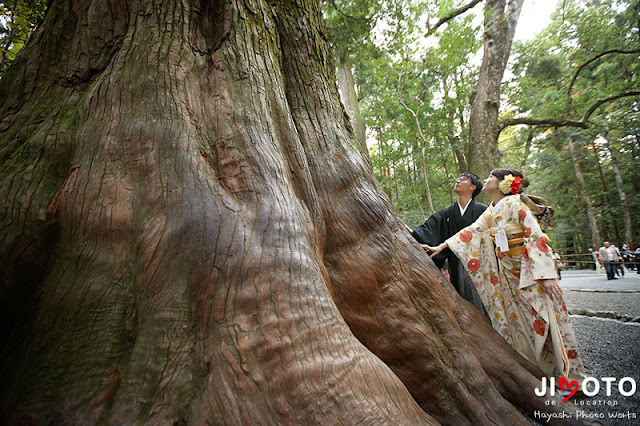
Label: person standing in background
xmin=599 ymin=242 xmax=618 ymax=280
xmin=611 ymin=244 xmax=625 ymax=277
xmin=620 ymin=244 xmax=632 ymax=271
xmin=588 ymin=248 xmax=599 ymax=271
xmin=552 ymin=251 xmax=564 ymax=280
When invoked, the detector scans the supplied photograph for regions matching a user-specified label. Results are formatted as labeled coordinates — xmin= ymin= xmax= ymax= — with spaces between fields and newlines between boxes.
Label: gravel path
xmin=563 ymin=290 xmax=640 ymax=320
xmin=569 ymin=317 xmax=640 ymax=424
xmin=553 ymin=271 xmax=640 ymax=425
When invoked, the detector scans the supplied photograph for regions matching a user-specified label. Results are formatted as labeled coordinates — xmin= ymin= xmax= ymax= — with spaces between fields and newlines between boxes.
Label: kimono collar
xmin=490 ymin=194 xmax=520 ymax=210
xmin=457 ymin=198 xmax=473 ymax=217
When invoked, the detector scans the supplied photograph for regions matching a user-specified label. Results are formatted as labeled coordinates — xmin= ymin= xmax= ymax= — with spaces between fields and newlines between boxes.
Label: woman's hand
xmin=423 ymin=242 xmax=448 ymax=258
xmin=538 ymin=278 xmax=563 ymax=300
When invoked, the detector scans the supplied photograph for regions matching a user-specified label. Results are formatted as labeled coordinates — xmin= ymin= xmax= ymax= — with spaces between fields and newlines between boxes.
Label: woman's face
xmin=483 ymin=174 xmax=500 ymax=193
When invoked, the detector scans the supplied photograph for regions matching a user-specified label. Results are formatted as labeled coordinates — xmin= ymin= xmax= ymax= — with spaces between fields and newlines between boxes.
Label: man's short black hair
xmin=461 ymin=173 xmax=483 ymax=198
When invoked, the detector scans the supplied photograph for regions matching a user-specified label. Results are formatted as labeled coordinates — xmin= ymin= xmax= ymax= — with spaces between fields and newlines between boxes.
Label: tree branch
xmin=498 ymin=91 xmax=640 ymax=134
xmin=581 ymin=91 xmax=640 ymax=122
xmin=564 ymin=49 xmax=640 ymax=117
xmin=328 ymin=0 xmax=369 ymax=22
xmin=497 ymin=117 xmax=588 ymax=133
xmin=426 ymin=0 xmax=483 ymax=36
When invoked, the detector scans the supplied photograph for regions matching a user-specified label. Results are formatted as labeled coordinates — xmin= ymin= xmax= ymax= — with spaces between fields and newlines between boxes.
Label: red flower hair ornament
xmin=498 ymin=174 xmax=523 ymax=195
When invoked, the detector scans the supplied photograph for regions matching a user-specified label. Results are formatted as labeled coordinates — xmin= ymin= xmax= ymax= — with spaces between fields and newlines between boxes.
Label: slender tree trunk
xmin=588 ymin=140 xmax=615 ymax=238
xmin=629 ymin=135 xmax=640 ymax=193
xmin=420 ymin=145 xmax=436 ymax=215
xmin=376 ymin=127 xmax=388 ymax=177
xmin=568 ymin=138 xmax=601 ymax=248
xmin=442 ymin=75 xmax=468 ymax=174
xmin=520 ymin=126 xmax=536 ymax=169
xmin=435 ymin=133 xmax=454 ymax=204
xmin=603 ymin=132 xmax=633 ymax=248
xmin=467 ymin=0 xmax=525 ymax=178
xmin=337 ymin=55 xmax=368 ymax=152
xmin=0 ymin=0 xmax=578 ymax=424
xmin=631 ymin=134 xmax=640 ymax=193
xmin=409 ymin=152 xmax=427 ymax=220
xmin=400 ymin=100 xmax=436 ymax=214
xmin=449 ymin=135 xmax=468 ymax=173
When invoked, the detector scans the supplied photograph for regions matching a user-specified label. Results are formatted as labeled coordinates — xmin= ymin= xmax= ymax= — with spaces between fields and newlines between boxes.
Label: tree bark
xmin=603 ymin=132 xmax=633 ymax=248
xmin=0 ymin=0 xmax=581 ymax=424
xmin=337 ymin=55 xmax=368 ymax=152
xmin=467 ymin=0 xmax=525 ymax=178
xmin=567 ymin=138 xmax=601 ymax=248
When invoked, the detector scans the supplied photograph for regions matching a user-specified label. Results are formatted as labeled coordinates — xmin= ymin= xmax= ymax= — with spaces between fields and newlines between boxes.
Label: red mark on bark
xmin=102 ymin=369 xmax=119 ymax=406
xmin=154 ymin=281 xmax=167 ymax=303
xmin=48 ymin=167 xmax=79 ymax=216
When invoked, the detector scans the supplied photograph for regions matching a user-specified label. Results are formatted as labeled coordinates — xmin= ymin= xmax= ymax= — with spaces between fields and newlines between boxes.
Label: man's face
xmin=604 ymin=242 xmax=610 ymax=248
xmin=454 ymin=175 xmax=476 ymax=197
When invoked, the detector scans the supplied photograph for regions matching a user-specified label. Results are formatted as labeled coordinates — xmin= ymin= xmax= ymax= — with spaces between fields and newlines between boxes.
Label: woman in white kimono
xmin=427 ymin=168 xmax=586 ymax=384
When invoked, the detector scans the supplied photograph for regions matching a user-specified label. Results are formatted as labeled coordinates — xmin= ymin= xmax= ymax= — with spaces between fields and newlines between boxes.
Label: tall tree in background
xmin=324 ymin=0 xmax=379 ymax=149
xmin=603 ymin=130 xmax=634 ymax=249
xmin=567 ymin=135 xmax=602 ymax=248
xmin=359 ymin=3 xmax=481 ymax=222
xmin=0 ymin=0 xmax=571 ymax=423
xmin=501 ymin=0 xmax=640 ymax=252
xmin=466 ymin=0 xmax=525 ymax=178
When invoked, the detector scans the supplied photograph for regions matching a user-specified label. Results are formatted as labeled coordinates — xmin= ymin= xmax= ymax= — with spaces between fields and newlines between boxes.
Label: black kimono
xmin=412 ymin=200 xmax=487 ymax=313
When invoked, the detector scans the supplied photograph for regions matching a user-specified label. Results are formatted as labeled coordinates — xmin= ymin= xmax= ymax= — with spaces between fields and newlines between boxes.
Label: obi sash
xmin=490 ymin=222 xmax=524 ymax=256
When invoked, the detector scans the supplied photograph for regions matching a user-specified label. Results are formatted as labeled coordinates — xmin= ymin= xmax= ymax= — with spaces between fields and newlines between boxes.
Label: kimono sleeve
xmin=445 ymin=208 xmax=493 ymax=275
xmin=412 ymin=210 xmax=445 ymax=246
xmin=445 ymin=208 xmax=498 ymax=311
xmin=516 ymin=201 xmax=557 ymax=285
xmin=412 ymin=208 xmax=448 ymax=268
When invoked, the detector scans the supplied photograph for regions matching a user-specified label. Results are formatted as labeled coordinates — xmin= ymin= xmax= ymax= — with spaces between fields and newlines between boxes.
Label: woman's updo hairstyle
xmin=491 ymin=168 xmax=552 ymax=225
xmin=490 ymin=168 xmax=529 ymax=195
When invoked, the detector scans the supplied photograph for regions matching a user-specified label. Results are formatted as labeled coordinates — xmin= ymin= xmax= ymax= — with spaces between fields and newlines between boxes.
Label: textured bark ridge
xmin=0 ymin=1 xmax=581 ymax=424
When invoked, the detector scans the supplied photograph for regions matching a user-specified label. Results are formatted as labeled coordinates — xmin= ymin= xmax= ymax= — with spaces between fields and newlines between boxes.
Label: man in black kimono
xmin=408 ymin=173 xmax=487 ymax=313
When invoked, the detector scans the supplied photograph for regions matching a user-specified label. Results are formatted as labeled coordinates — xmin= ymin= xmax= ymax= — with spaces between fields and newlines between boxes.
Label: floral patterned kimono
xmin=447 ymin=195 xmax=586 ymax=382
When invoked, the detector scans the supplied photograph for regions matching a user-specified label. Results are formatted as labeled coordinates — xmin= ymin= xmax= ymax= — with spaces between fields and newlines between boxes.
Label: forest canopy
xmin=323 ymin=0 xmax=640 ymax=255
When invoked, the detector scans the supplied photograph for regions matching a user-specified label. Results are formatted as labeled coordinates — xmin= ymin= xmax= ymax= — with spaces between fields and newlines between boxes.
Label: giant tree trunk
xmin=1 ymin=0 xmax=580 ymax=424
xmin=467 ymin=0 xmax=525 ymax=178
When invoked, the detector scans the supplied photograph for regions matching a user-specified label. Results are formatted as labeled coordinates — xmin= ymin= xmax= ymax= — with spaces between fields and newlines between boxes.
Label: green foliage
xmin=323 ymin=0 xmax=379 ymax=60
xmin=0 ymin=0 xmax=48 ymax=76
xmin=324 ymin=0 xmax=639 ymax=257
xmin=339 ymin=1 xmax=482 ymax=224
xmin=503 ymin=0 xmax=640 ymax=256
